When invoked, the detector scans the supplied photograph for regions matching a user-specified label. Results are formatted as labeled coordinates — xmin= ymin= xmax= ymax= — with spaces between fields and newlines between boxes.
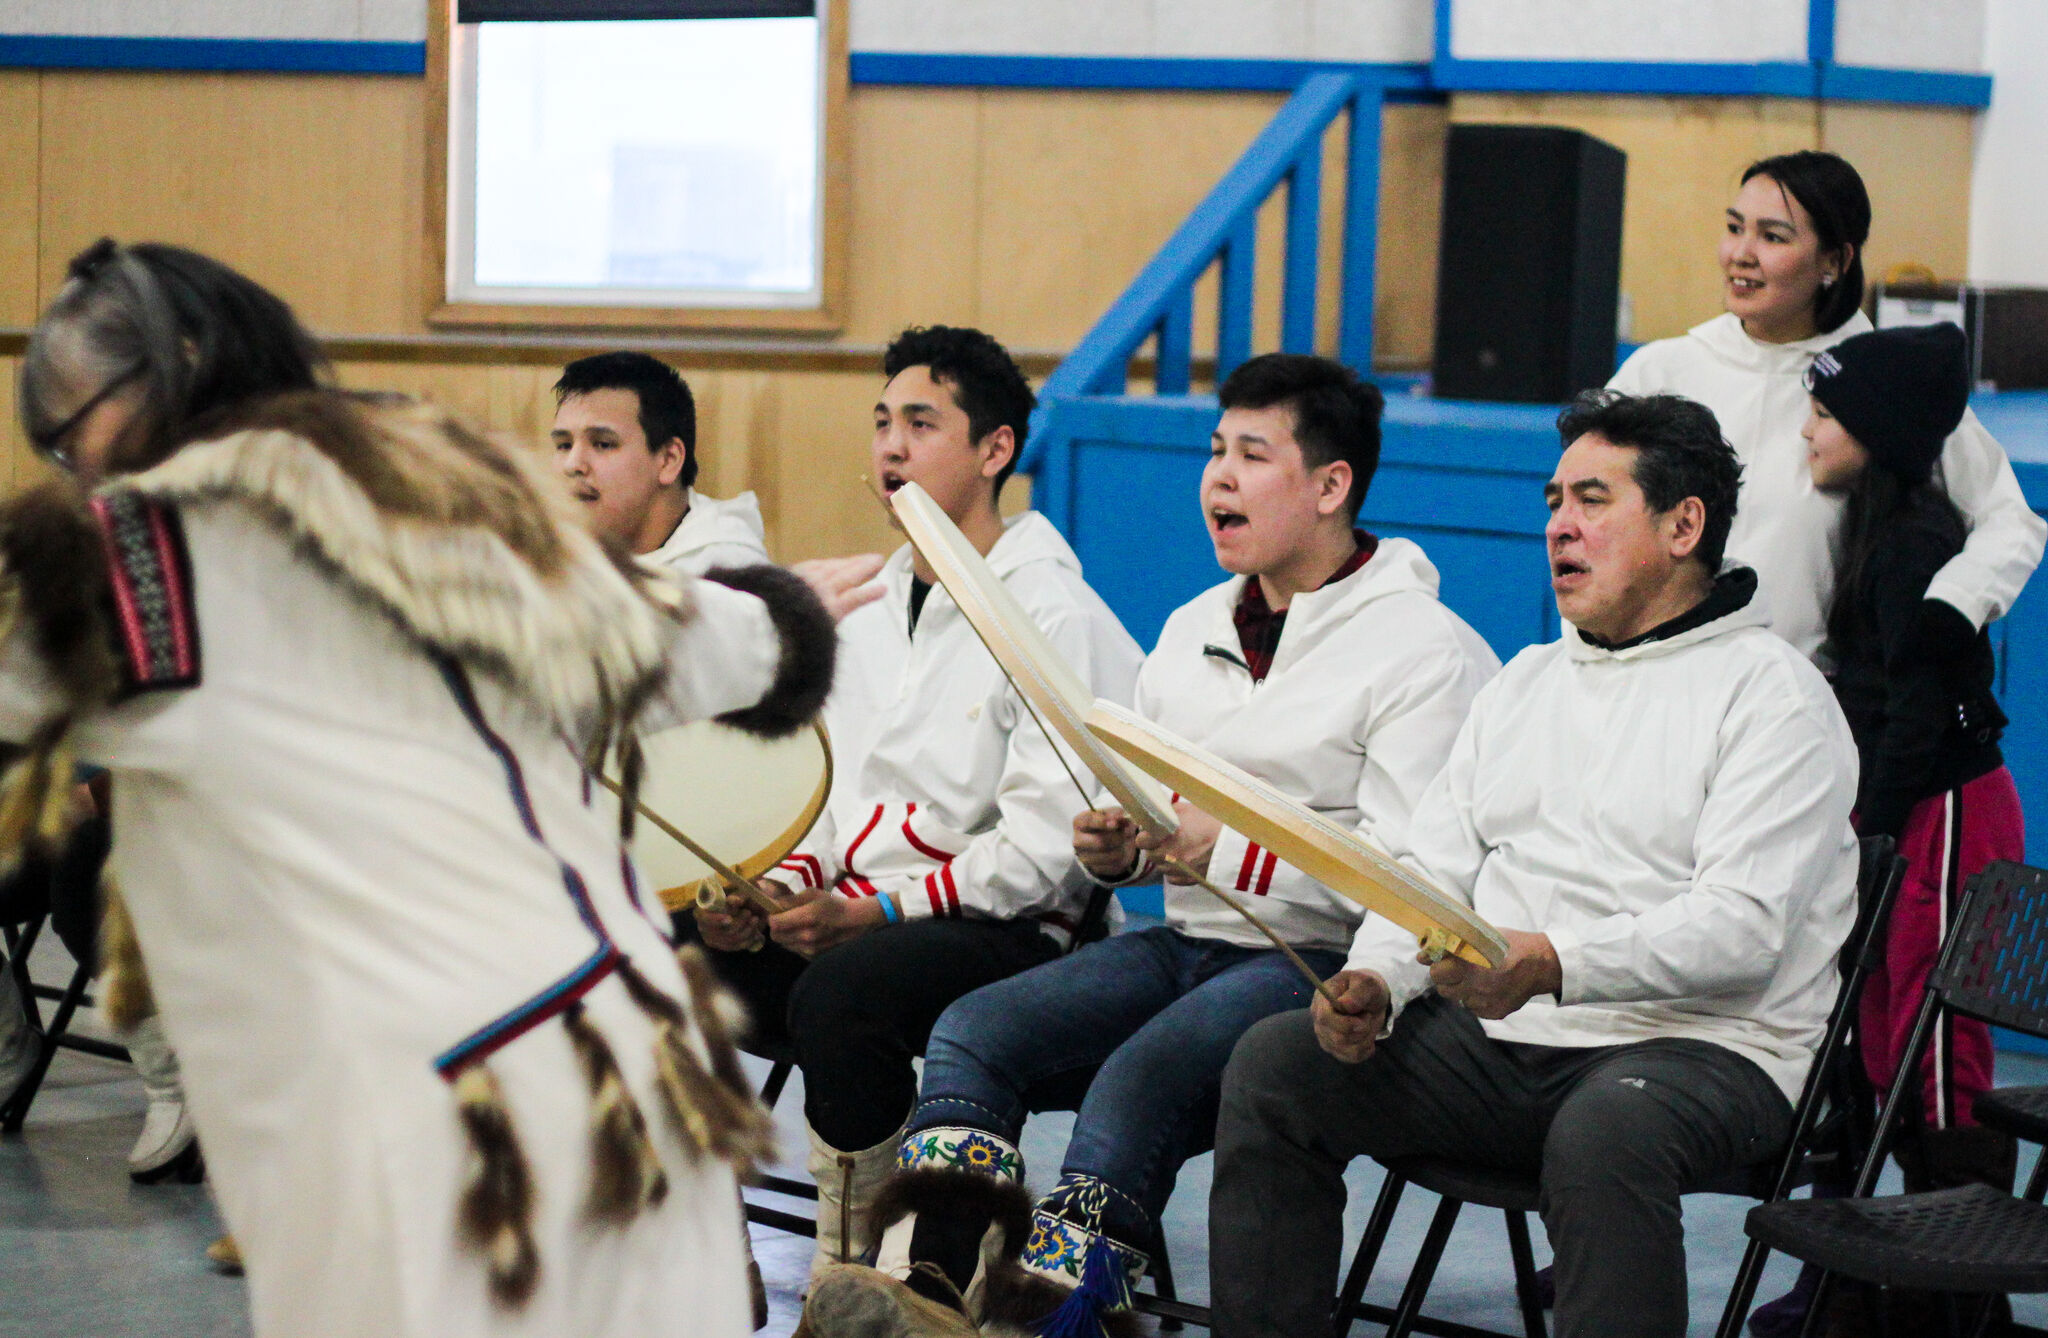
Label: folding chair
xmin=1331 ymin=836 xmax=1906 ymax=1338
xmin=1743 ymin=859 xmax=2048 ymax=1338
xmin=1 ymin=909 xmax=128 ymax=1133
xmin=740 ymin=1037 xmax=821 ymax=1238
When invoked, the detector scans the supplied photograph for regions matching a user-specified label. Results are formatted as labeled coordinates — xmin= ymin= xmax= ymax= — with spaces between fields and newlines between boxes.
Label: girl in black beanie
xmin=1799 ymin=320 xmax=2022 ymax=1332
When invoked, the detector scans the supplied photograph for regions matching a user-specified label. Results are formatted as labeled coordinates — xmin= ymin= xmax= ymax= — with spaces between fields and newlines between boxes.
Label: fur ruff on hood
xmin=0 ymin=390 xmax=692 ymax=863
xmin=130 ymin=391 xmax=686 ymax=742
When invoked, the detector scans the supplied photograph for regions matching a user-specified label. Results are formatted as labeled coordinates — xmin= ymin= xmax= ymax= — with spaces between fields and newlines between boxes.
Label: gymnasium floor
xmin=4 ymin=924 xmax=2045 ymax=1337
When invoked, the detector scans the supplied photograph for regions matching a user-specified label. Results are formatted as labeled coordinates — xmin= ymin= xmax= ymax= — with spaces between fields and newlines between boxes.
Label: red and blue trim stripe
xmin=91 ymin=492 xmax=200 ymax=693
xmin=431 ymin=657 xmax=620 ymax=1078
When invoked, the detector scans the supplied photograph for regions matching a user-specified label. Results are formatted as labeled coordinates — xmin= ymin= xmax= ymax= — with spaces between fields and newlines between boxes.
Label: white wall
xmin=0 ymin=0 xmax=425 ymax=41
xmin=1966 ymin=0 xmax=2048 ymax=286
xmin=0 ymin=0 xmax=1440 ymax=62
xmin=0 ymin=0 xmax=2002 ymax=82
xmin=1833 ymin=0 xmax=1985 ymax=73
xmin=1448 ymin=0 xmax=1807 ymax=63
xmin=846 ymin=0 xmax=1434 ymax=62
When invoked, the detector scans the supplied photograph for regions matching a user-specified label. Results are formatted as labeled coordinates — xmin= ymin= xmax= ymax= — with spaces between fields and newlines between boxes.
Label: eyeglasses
xmin=28 ymin=368 xmax=141 ymax=471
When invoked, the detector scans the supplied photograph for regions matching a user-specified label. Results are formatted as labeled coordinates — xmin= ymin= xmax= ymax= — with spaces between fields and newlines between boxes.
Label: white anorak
xmin=643 ymin=487 xmax=770 ymax=577
xmin=1611 ymin=311 xmax=2045 ymax=659
xmin=1347 ymin=571 xmax=1860 ymax=1101
xmin=1122 ymin=538 xmax=1499 ymax=955
xmin=776 ymin=513 xmax=1142 ymax=934
xmin=0 ymin=423 xmax=803 ymax=1338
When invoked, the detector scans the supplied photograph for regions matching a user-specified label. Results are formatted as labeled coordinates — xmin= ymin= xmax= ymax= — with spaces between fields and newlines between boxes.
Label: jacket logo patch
xmin=90 ymin=492 xmax=201 ymax=694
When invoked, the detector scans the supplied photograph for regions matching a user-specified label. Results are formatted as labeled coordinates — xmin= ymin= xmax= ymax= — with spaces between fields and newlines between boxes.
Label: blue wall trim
xmin=0 ymin=33 xmax=1990 ymax=107
xmin=0 ymin=34 xmax=427 ymax=75
xmin=1431 ymin=56 xmax=1817 ymax=98
xmin=1820 ymin=63 xmax=1994 ymax=108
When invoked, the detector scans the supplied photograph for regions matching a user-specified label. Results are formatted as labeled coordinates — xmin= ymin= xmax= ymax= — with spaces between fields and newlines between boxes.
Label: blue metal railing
xmin=1026 ymin=65 xmax=1432 ymax=476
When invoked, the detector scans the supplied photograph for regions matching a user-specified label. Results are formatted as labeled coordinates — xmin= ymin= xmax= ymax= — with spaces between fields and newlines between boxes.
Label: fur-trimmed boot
xmin=796 ymin=1262 xmax=981 ymax=1338
xmin=872 ymin=1127 xmax=1034 ymax=1320
xmin=810 ymin=1119 xmax=905 ymax=1282
xmin=983 ymin=1176 xmax=1148 ymax=1338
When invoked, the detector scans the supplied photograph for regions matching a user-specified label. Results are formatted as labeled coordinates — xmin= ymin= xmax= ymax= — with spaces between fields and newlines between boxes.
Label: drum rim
xmin=631 ymin=718 xmax=834 ymax=913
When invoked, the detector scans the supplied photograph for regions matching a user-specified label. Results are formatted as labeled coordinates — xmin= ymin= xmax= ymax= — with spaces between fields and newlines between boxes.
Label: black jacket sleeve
xmin=1858 ymin=527 xmax=1969 ymax=839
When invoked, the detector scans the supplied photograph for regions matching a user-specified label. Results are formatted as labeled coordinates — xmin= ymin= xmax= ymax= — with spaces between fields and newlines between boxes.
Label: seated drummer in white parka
xmin=1210 ymin=390 xmax=1861 ymax=1338
xmin=859 ymin=354 xmax=1501 ymax=1332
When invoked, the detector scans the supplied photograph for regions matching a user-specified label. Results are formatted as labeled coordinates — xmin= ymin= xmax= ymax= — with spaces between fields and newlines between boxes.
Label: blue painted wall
xmin=1047 ymin=388 xmax=2048 ymax=873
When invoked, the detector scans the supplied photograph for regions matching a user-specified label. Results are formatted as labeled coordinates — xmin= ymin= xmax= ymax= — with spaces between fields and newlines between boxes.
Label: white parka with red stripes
xmin=774 ymin=512 xmax=1143 ymax=937
xmin=1126 ymin=537 xmax=1500 ymax=955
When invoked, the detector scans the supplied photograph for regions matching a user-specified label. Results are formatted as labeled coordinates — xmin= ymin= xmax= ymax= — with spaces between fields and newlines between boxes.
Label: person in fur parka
xmin=0 ymin=239 xmax=871 ymax=1338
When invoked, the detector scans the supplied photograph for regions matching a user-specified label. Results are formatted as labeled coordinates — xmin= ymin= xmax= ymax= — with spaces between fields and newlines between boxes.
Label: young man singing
xmin=835 ymin=354 xmax=1499 ymax=1333
xmin=1209 ymin=391 xmax=1860 ymax=1338
xmin=553 ymin=351 xmax=768 ymax=574
xmin=685 ymin=326 xmax=1144 ymax=1281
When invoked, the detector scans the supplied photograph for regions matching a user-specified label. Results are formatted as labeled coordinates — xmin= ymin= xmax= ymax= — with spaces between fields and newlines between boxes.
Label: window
xmin=428 ymin=0 xmax=847 ymax=331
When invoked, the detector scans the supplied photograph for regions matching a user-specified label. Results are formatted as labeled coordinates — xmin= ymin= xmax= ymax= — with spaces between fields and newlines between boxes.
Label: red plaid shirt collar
xmin=1231 ymin=530 xmax=1377 ymax=681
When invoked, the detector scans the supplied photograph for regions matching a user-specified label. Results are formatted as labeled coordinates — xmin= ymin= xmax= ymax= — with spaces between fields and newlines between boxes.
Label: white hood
xmin=1138 ymin=532 xmax=1500 ymax=955
xmin=1684 ymin=308 xmax=1873 ymax=375
xmin=644 ymin=488 xmax=769 ymax=577
xmin=872 ymin=509 xmax=1083 ymax=610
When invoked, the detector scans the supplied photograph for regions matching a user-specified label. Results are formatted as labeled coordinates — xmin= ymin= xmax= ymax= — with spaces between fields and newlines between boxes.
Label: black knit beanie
xmin=1804 ymin=323 xmax=1970 ymax=484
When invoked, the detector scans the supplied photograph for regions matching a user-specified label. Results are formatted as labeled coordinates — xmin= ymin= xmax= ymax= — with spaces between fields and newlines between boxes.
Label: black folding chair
xmin=1 ymin=811 xmax=124 ymax=1133
xmin=1 ymin=909 xmax=128 ymax=1133
xmin=740 ymin=1038 xmax=822 ymax=1238
xmin=1330 ymin=836 xmax=1906 ymax=1338
xmin=1743 ymin=859 xmax=2048 ymax=1338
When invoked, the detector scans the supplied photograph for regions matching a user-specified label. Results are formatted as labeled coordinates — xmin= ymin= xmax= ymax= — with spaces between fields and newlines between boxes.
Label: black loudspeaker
xmin=1432 ymin=125 xmax=1627 ymax=404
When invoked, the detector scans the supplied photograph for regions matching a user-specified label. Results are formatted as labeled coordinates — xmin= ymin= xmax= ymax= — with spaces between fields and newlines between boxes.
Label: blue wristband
xmin=878 ymin=894 xmax=902 ymax=924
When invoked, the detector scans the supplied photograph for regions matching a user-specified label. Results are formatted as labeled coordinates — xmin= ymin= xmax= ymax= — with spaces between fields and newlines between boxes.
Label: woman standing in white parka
xmin=1608 ymin=150 xmax=2044 ymax=665
xmin=0 ymin=240 xmax=862 ymax=1338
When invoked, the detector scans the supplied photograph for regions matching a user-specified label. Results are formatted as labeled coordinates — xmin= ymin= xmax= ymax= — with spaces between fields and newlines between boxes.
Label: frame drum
xmin=610 ymin=719 xmax=832 ymax=912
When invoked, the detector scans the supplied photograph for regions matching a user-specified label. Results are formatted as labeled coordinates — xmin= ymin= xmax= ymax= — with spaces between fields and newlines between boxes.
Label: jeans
xmin=1211 ymin=997 xmax=1793 ymax=1338
xmin=913 ymin=925 xmax=1344 ymax=1246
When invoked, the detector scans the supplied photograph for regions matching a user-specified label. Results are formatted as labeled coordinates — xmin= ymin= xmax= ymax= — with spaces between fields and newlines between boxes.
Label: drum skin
xmin=611 ymin=719 xmax=832 ymax=911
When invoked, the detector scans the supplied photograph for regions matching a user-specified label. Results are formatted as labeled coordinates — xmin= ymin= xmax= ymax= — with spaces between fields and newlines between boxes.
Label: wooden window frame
xmin=423 ymin=0 xmax=849 ymax=333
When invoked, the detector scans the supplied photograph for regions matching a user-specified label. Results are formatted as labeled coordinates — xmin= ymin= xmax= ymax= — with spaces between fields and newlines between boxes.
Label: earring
xmin=1820 ymin=276 xmax=1836 ymax=289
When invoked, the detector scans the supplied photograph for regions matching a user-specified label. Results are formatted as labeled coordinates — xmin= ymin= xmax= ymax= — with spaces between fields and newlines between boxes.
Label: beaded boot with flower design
xmin=987 ymin=1176 xmax=1148 ymax=1337
xmin=870 ymin=1127 xmax=1034 ymax=1323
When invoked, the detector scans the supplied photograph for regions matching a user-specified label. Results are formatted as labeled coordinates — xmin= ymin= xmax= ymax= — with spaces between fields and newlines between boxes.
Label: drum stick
xmin=903 ymin=535 xmax=1341 ymax=1007
xmin=595 ymin=774 xmax=784 ymax=917
xmin=1010 ymin=685 xmax=1338 ymax=1005
xmin=1154 ymin=856 xmax=1340 ymax=1006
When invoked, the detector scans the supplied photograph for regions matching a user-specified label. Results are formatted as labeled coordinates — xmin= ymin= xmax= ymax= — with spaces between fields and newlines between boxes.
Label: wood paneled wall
xmin=0 ymin=67 xmax=1980 ymax=566
xmin=1449 ymin=93 xmax=1977 ymax=346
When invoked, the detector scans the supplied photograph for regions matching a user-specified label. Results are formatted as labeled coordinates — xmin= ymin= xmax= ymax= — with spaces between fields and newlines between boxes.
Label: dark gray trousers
xmin=1210 ymin=997 xmax=1793 ymax=1338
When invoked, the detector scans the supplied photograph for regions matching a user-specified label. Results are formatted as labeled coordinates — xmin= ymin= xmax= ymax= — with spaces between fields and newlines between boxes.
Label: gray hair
xmin=20 ymin=238 xmax=326 ymax=476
